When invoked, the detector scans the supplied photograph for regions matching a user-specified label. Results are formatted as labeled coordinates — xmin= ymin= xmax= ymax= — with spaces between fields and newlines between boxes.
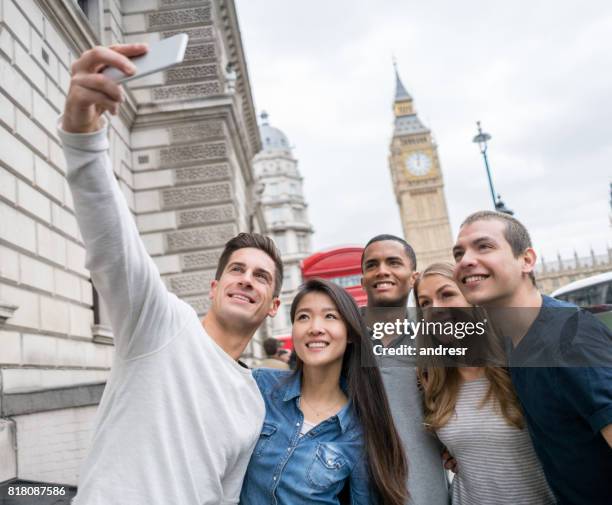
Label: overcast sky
xmin=235 ymin=0 xmax=611 ymax=265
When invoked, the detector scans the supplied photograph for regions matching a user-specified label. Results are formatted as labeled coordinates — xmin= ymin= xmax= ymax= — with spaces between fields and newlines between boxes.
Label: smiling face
xmin=452 ymin=219 xmax=536 ymax=307
xmin=209 ymin=247 xmax=280 ymax=332
xmin=416 ymin=274 xmax=471 ymax=311
xmin=361 ymin=240 xmax=417 ymax=307
xmin=292 ymin=291 xmax=348 ymax=370
xmin=416 ymin=273 xmax=470 ymax=344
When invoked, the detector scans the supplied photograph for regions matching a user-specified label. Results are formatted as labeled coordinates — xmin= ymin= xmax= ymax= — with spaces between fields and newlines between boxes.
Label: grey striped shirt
xmin=436 ymin=378 xmax=555 ymax=505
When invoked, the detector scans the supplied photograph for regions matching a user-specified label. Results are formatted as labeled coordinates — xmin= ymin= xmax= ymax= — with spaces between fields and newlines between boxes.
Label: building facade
xmin=388 ymin=66 xmax=453 ymax=268
xmin=252 ymin=112 xmax=313 ymax=339
xmin=535 ymin=247 xmax=612 ymax=294
xmin=0 ymin=0 xmax=261 ymax=487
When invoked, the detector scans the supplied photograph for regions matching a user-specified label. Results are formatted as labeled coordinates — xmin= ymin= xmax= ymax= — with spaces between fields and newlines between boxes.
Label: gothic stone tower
xmin=253 ymin=112 xmax=314 ymax=338
xmin=388 ymin=66 xmax=453 ymax=268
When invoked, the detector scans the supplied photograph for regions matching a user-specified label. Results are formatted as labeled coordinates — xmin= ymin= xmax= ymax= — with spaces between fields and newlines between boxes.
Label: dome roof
xmin=259 ymin=111 xmax=291 ymax=151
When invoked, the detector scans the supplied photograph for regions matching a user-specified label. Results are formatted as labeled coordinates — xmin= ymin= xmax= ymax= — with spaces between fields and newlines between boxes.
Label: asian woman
xmin=240 ymin=278 xmax=407 ymax=504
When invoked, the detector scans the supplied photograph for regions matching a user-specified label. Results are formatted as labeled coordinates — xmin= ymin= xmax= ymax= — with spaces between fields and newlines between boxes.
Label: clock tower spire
xmin=388 ymin=65 xmax=453 ymax=268
xmin=393 ymin=61 xmax=413 ymax=115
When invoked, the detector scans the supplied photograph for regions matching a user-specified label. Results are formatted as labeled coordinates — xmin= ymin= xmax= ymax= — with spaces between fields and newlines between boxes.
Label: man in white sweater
xmin=59 ymin=44 xmax=282 ymax=505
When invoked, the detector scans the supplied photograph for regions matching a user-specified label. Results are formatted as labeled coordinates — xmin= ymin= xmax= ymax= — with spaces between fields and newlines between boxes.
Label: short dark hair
xmin=361 ymin=234 xmax=417 ymax=271
xmin=263 ymin=337 xmax=280 ymax=357
xmin=460 ymin=211 xmax=536 ymax=285
xmin=215 ymin=233 xmax=284 ymax=296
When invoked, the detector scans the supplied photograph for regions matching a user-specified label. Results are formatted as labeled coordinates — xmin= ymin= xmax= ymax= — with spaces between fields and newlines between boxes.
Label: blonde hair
xmin=414 ymin=262 xmax=524 ymax=430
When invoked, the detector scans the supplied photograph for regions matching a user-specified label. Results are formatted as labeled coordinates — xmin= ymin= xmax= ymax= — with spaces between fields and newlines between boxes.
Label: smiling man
xmin=361 ymin=236 xmax=418 ymax=309
xmin=58 ymin=44 xmax=282 ymax=505
xmin=453 ymin=211 xmax=612 ymax=505
xmin=360 ymin=235 xmax=449 ymax=505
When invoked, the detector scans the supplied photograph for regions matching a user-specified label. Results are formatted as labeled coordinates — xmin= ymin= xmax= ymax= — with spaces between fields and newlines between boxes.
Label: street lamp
xmin=472 ymin=121 xmax=514 ymax=215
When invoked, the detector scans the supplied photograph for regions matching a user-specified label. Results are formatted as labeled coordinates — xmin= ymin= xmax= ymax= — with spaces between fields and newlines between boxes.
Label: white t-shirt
xmin=299 ymin=419 xmax=316 ymax=436
xmin=59 ymin=120 xmax=265 ymax=505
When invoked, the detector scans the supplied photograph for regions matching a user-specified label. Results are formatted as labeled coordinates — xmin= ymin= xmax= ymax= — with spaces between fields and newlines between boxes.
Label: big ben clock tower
xmin=388 ymin=65 xmax=453 ymax=268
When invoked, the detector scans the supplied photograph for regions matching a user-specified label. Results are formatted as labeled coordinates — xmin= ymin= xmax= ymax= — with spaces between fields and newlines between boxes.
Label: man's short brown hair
xmin=460 ymin=211 xmax=536 ymax=285
xmin=215 ymin=233 xmax=284 ymax=297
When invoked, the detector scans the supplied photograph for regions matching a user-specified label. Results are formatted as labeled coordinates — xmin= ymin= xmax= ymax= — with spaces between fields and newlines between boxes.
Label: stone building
xmin=252 ymin=112 xmax=313 ymax=339
xmin=0 ymin=0 xmax=261 ymax=488
xmin=535 ymin=247 xmax=612 ymax=294
xmin=387 ymin=65 xmax=454 ymax=268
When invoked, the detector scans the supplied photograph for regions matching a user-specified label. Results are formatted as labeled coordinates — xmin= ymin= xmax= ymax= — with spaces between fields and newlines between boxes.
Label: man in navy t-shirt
xmin=452 ymin=210 xmax=612 ymax=505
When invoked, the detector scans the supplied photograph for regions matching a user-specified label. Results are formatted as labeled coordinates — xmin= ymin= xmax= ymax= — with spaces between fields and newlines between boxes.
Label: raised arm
xmin=59 ymin=45 xmax=186 ymax=359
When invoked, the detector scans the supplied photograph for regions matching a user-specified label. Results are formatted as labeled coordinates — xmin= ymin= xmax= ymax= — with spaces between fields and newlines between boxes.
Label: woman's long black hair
xmin=290 ymin=278 xmax=408 ymax=505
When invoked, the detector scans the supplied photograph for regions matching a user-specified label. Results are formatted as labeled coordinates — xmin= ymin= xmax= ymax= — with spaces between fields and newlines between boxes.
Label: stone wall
xmin=14 ymin=406 xmax=97 ymax=486
xmin=0 ymin=0 xmax=108 ymax=391
xmin=0 ymin=0 xmax=261 ymax=486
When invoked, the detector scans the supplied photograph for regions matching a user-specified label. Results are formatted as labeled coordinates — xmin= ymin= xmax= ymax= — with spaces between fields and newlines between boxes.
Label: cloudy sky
xmin=235 ymin=0 xmax=611 ymax=265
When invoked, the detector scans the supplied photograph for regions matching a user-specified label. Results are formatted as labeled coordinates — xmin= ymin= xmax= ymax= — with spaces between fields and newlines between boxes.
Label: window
xmin=75 ymin=0 xmax=102 ymax=40
xmin=267 ymin=183 xmax=279 ymax=196
xmin=266 ymin=207 xmax=285 ymax=223
xmin=92 ymin=285 xmax=114 ymax=344
xmin=281 ymin=271 xmax=293 ymax=293
xmin=297 ymin=233 xmax=309 ymax=253
xmin=274 ymin=234 xmax=287 ymax=254
xmin=328 ymin=275 xmax=362 ymax=288
xmin=284 ymin=304 xmax=292 ymax=327
xmin=293 ymin=208 xmax=305 ymax=222
xmin=557 ymin=282 xmax=611 ymax=306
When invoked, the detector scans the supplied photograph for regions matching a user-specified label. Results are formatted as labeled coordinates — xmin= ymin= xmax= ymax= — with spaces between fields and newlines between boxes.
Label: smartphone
xmin=102 ymin=33 xmax=189 ymax=83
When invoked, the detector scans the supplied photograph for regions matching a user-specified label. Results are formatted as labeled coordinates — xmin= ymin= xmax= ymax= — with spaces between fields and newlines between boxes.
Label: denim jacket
xmin=240 ymin=369 xmax=374 ymax=505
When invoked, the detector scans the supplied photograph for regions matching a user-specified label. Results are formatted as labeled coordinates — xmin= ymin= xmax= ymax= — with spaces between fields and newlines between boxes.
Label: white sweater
xmin=59 ymin=119 xmax=265 ymax=505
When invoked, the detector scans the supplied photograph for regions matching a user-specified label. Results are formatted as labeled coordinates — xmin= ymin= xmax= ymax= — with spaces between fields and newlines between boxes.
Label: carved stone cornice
xmin=92 ymin=324 xmax=114 ymax=345
xmin=132 ymin=97 xmax=257 ymax=188
xmin=0 ymin=301 xmax=18 ymax=325
xmin=216 ymin=0 xmax=262 ymax=159
xmin=1 ymin=382 xmax=106 ymax=416
xmin=37 ymin=0 xmax=98 ymax=53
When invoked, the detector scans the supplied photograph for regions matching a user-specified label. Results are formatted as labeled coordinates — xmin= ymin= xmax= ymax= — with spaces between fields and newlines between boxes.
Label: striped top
xmin=436 ymin=378 xmax=555 ymax=505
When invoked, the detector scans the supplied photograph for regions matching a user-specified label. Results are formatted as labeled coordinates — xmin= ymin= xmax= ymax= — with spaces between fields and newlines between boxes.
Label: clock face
xmin=405 ymin=152 xmax=432 ymax=176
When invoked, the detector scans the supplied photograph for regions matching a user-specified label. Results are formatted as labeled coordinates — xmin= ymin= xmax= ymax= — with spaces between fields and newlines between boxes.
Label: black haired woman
xmin=240 ymin=278 xmax=408 ymax=504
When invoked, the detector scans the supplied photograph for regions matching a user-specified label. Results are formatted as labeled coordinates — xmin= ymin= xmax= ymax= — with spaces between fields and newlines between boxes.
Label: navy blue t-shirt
xmin=509 ymin=295 xmax=612 ymax=505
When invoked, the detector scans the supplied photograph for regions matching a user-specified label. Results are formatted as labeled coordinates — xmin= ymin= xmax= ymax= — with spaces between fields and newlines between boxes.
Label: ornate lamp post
xmin=472 ymin=121 xmax=514 ymax=215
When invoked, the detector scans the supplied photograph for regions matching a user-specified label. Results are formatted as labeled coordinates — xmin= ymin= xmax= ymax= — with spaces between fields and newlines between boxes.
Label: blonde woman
xmin=414 ymin=263 xmax=554 ymax=505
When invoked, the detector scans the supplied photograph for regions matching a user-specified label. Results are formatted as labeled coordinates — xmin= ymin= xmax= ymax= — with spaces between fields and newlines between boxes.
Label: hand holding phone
xmin=63 ymin=44 xmax=143 ymax=133
xmin=102 ymin=33 xmax=188 ymax=83
xmin=62 ymin=35 xmax=188 ymax=133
